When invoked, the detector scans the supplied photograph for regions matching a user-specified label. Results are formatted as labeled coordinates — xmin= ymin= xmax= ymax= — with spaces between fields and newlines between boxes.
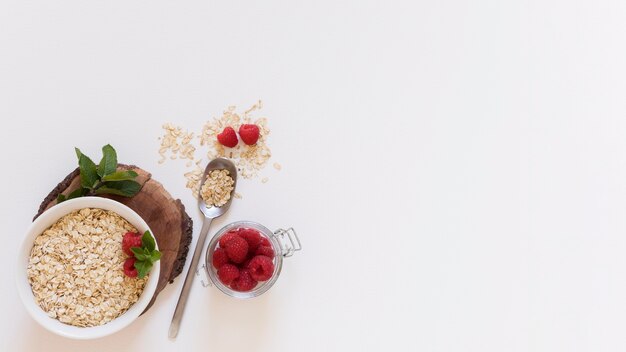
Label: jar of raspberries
xmin=201 ymin=221 xmax=301 ymax=298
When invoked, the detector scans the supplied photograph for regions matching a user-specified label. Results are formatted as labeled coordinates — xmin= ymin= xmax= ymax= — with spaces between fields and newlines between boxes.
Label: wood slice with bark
xmin=33 ymin=164 xmax=192 ymax=313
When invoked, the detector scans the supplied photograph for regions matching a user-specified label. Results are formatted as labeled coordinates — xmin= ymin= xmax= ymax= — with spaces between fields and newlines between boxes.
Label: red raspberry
xmin=224 ymin=236 xmax=249 ymax=263
xmin=217 ymin=127 xmax=239 ymax=148
xmin=217 ymin=264 xmax=240 ymax=285
xmin=238 ymin=124 xmax=260 ymax=145
xmin=212 ymin=248 xmax=229 ymax=269
xmin=219 ymin=230 xmax=241 ymax=248
xmin=239 ymin=228 xmax=263 ymax=253
xmin=255 ymin=245 xmax=275 ymax=258
xmin=247 ymin=255 xmax=274 ymax=281
xmin=259 ymin=236 xmax=271 ymax=247
xmin=122 ymin=232 xmax=142 ymax=256
xmin=123 ymin=257 xmax=138 ymax=278
xmin=231 ymin=269 xmax=257 ymax=292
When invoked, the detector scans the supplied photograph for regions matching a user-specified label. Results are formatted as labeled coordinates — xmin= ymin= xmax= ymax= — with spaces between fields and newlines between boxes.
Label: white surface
xmin=17 ymin=197 xmax=160 ymax=340
xmin=1 ymin=0 xmax=626 ymax=351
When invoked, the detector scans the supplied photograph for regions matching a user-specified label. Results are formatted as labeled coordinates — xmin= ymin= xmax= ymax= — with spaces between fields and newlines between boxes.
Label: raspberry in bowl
xmin=203 ymin=221 xmax=301 ymax=299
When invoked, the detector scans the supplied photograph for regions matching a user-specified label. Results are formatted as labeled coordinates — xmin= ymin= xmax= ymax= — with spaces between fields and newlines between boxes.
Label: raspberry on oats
xmin=239 ymin=124 xmax=260 ymax=145
xmin=217 ymin=127 xmax=238 ymax=148
xmin=122 ymin=231 xmax=142 ymax=256
xmin=123 ymin=257 xmax=138 ymax=278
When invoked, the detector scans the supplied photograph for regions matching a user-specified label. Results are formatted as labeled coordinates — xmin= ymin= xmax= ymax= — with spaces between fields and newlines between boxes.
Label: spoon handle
xmin=168 ymin=217 xmax=213 ymax=339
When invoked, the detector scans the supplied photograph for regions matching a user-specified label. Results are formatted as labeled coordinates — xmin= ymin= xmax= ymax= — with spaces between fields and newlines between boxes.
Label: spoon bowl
xmin=198 ymin=158 xmax=238 ymax=218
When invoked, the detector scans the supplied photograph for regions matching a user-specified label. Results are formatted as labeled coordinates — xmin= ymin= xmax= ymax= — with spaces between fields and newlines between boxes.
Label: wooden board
xmin=33 ymin=164 xmax=192 ymax=312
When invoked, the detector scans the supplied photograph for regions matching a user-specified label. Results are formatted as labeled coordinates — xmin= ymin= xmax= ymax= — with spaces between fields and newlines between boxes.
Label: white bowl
xmin=16 ymin=197 xmax=160 ymax=339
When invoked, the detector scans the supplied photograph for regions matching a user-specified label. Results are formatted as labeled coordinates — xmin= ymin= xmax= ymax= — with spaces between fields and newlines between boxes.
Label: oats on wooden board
xmin=27 ymin=208 xmax=148 ymax=327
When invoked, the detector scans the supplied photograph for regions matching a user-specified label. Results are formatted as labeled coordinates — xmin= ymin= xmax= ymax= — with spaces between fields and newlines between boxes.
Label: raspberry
xmin=239 ymin=228 xmax=263 ymax=253
xmin=212 ymin=248 xmax=229 ymax=269
xmin=217 ymin=264 xmax=240 ymax=285
xmin=123 ymin=257 xmax=138 ymax=277
xmin=122 ymin=232 xmax=142 ymax=256
xmin=231 ymin=269 xmax=257 ymax=292
xmin=238 ymin=124 xmax=260 ymax=145
xmin=259 ymin=236 xmax=271 ymax=248
xmin=224 ymin=236 xmax=249 ymax=263
xmin=219 ymin=230 xmax=240 ymax=248
xmin=247 ymin=255 xmax=274 ymax=281
xmin=217 ymin=126 xmax=239 ymax=148
xmin=255 ymin=245 xmax=275 ymax=258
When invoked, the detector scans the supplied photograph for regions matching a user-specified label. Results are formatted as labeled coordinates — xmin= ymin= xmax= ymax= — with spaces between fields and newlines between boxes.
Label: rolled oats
xmin=200 ymin=170 xmax=235 ymax=207
xmin=27 ymin=208 xmax=148 ymax=327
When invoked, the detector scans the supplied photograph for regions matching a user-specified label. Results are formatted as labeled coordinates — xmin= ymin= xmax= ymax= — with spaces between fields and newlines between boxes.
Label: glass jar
xmin=200 ymin=221 xmax=301 ymax=299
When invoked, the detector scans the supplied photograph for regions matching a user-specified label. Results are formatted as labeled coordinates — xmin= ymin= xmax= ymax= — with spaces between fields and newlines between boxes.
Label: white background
xmin=1 ymin=0 xmax=626 ymax=351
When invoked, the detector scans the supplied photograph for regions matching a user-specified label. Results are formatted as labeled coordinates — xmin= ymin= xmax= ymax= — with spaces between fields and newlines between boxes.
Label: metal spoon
xmin=168 ymin=158 xmax=237 ymax=339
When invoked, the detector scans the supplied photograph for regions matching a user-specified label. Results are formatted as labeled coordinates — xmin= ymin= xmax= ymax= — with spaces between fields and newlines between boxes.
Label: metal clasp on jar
xmin=271 ymin=228 xmax=301 ymax=257
xmin=197 ymin=263 xmax=212 ymax=287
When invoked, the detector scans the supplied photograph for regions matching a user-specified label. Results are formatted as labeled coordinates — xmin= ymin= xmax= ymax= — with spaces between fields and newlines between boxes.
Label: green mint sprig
xmin=57 ymin=144 xmax=142 ymax=203
xmin=131 ymin=230 xmax=161 ymax=278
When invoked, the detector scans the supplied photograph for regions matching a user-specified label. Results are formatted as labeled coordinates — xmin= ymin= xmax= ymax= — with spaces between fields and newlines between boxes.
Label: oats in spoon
xmin=200 ymin=169 xmax=235 ymax=207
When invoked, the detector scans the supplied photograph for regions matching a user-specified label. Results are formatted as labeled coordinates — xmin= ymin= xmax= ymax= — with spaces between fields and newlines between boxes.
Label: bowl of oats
xmin=16 ymin=197 xmax=160 ymax=339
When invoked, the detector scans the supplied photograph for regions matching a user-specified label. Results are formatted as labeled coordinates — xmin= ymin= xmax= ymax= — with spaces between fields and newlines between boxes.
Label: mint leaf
xmin=151 ymin=251 xmax=162 ymax=262
xmin=57 ymin=194 xmax=67 ymax=203
xmin=134 ymin=260 xmax=152 ymax=279
xmin=67 ymin=188 xmax=86 ymax=200
xmin=142 ymin=230 xmax=156 ymax=252
xmin=95 ymin=180 xmax=141 ymax=197
xmin=72 ymin=145 xmax=141 ymax=200
xmin=77 ymin=151 xmax=99 ymax=189
xmin=98 ymin=144 xmax=117 ymax=177
xmin=102 ymin=170 xmax=138 ymax=182
xmin=131 ymin=247 xmax=150 ymax=261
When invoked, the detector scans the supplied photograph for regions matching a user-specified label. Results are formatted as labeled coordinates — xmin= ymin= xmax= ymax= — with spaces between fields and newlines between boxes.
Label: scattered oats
xmin=261 ymin=177 xmax=269 ymax=184
xmin=184 ymin=165 xmax=204 ymax=198
xmin=27 ymin=208 xmax=148 ymax=327
xmin=200 ymin=169 xmax=235 ymax=207
xmin=234 ymin=192 xmax=242 ymax=199
xmin=158 ymin=124 xmax=196 ymax=164
xmin=160 ymin=101 xmax=278 ymax=198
